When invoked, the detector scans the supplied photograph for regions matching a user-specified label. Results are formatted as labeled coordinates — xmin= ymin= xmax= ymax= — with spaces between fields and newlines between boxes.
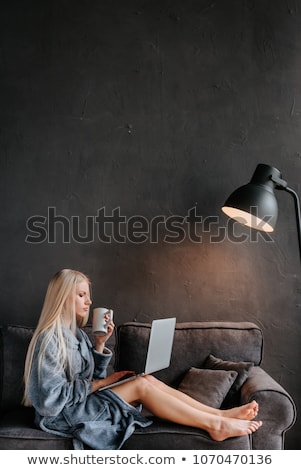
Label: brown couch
xmin=0 ymin=321 xmax=296 ymax=450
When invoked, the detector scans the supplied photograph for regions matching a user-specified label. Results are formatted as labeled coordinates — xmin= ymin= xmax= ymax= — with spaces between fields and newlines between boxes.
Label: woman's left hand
xmin=94 ymin=317 xmax=115 ymax=353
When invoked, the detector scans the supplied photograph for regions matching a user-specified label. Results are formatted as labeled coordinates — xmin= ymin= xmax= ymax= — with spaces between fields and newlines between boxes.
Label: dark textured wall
xmin=1 ymin=0 xmax=301 ymax=449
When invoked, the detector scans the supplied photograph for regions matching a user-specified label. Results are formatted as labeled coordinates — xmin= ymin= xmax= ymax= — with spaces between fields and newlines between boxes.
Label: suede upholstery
xmin=203 ymin=354 xmax=254 ymax=392
xmin=0 ymin=321 xmax=296 ymax=450
xmin=178 ymin=368 xmax=238 ymax=408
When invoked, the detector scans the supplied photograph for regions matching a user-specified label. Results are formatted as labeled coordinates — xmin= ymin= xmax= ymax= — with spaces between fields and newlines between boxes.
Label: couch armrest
xmin=240 ymin=367 xmax=296 ymax=450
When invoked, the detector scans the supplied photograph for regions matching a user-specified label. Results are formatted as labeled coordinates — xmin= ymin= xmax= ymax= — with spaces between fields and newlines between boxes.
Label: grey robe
xmin=27 ymin=327 xmax=152 ymax=449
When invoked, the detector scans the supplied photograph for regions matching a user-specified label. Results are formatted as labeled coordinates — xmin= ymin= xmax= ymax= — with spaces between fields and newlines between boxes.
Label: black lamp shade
xmin=222 ymin=164 xmax=280 ymax=232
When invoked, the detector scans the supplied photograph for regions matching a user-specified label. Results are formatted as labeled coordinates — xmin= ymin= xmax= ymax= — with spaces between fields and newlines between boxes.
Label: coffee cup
xmin=92 ymin=308 xmax=113 ymax=336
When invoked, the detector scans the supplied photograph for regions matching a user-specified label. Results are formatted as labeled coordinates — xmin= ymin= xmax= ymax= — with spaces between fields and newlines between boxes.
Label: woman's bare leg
xmin=112 ymin=376 xmax=262 ymax=442
xmin=142 ymin=375 xmax=258 ymax=420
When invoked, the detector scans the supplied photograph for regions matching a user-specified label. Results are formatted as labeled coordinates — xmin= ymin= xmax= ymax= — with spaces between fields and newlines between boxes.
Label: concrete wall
xmin=0 ymin=0 xmax=300 ymax=448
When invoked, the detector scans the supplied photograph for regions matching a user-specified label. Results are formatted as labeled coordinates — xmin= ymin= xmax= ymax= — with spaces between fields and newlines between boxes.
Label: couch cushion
xmin=0 ymin=407 xmax=251 ymax=450
xmin=122 ymin=418 xmax=251 ymax=450
xmin=0 ymin=325 xmax=34 ymax=413
xmin=178 ymin=367 xmax=238 ymax=408
xmin=203 ymin=354 xmax=254 ymax=393
xmin=0 ymin=407 xmax=74 ymax=450
xmin=116 ymin=321 xmax=263 ymax=387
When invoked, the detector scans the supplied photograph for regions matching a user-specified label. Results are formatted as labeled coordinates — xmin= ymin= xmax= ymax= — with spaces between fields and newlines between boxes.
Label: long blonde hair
xmin=23 ymin=269 xmax=91 ymax=406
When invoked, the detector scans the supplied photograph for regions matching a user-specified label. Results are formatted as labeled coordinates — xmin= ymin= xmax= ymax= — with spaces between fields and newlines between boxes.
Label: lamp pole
xmin=281 ymin=186 xmax=301 ymax=264
xmin=267 ymin=171 xmax=301 ymax=262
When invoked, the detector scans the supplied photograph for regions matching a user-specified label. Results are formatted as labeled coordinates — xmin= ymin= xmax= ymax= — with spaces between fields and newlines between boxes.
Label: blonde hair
xmin=23 ymin=269 xmax=91 ymax=406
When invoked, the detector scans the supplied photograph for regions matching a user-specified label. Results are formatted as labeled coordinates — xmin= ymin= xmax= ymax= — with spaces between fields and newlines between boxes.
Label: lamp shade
xmin=221 ymin=164 xmax=281 ymax=232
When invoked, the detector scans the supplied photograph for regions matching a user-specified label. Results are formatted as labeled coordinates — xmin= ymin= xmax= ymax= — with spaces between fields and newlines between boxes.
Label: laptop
xmin=98 ymin=317 xmax=176 ymax=391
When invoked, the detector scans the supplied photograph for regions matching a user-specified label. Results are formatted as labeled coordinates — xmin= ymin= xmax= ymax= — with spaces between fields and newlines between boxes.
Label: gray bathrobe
xmin=27 ymin=326 xmax=152 ymax=449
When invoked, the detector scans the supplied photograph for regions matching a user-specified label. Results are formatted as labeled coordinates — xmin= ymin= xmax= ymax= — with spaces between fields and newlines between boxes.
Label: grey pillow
xmin=203 ymin=354 xmax=253 ymax=392
xmin=178 ymin=367 xmax=238 ymax=408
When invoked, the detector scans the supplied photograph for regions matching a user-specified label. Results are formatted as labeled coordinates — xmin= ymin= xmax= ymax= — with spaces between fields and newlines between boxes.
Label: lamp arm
xmin=284 ymin=186 xmax=301 ymax=263
xmin=270 ymin=174 xmax=301 ymax=261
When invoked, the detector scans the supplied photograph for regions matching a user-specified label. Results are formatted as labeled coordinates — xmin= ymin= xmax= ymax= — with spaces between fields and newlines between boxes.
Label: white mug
xmin=92 ymin=308 xmax=113 ymax=336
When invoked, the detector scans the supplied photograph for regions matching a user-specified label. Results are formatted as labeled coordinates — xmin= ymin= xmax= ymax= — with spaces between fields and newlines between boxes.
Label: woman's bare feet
xmin=209 ymin=416 xmax=263 ymax=442
xmin=221 ymin=400 xmax=259 ymax=420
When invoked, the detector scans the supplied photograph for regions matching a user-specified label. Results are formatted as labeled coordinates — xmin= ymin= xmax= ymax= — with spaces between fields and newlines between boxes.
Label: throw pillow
xmin=178 ymin=367 xmax=238 ymax=408
xmin=203 ymin=354 xmax=254 ymax=392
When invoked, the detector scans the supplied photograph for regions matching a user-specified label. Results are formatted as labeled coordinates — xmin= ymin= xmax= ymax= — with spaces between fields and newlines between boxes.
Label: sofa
xmin=0 ymin=321 xmax=296 ymax=450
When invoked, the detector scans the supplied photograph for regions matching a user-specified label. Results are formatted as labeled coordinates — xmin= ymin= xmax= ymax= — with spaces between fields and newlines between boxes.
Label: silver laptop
xmin=98 ymin=317 xmax=176 ymax=391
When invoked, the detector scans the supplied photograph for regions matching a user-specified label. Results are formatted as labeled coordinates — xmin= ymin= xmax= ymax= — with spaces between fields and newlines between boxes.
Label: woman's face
xmin=75 ymin=280 xmax=92 ymax=325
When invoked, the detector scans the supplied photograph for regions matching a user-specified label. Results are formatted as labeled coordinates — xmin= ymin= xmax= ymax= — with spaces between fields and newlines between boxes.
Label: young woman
xmin=23 ymin=269 xmax=262 ymax=450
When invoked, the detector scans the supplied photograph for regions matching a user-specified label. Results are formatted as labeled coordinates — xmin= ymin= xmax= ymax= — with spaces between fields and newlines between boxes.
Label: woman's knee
xmin=144 ymin=375 xmax=160 ymax=385
xmin=135 ymin=375 xmax=156 ymax=394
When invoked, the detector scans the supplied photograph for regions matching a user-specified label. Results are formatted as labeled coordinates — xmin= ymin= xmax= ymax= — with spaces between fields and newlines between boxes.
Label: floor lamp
xmin=221 ymin=163 xmax=301 ymax=262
